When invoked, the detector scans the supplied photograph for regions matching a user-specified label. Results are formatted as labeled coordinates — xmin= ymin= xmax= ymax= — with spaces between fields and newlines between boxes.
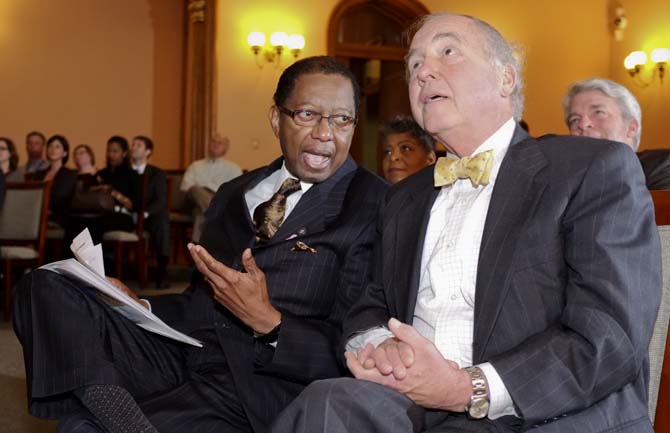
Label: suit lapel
xmin=221 ymin=161 xmax=282 ymax=255
xmin=257 ymin=156 xmax=357 ymax=248
xmin=385 ymin=168 xmax=440 ymax=323
xmin=473 ymin=130 xmax=548 ymax=362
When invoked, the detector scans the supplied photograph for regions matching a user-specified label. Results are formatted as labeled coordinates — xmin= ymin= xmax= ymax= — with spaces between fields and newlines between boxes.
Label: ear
xmin=269 ymin=105 xmax=280 ymax=138
xmin=426 ymin=151 xmax=437 ymax=165
xmin=500 ymin=64 xmax=516 ymax=98
xmin=625 ymin=118 xmax=639 ymax=140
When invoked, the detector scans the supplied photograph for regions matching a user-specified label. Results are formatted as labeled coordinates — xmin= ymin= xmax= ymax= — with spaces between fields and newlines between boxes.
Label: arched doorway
xmin=328 ymin=0 xmax=429 ymax=174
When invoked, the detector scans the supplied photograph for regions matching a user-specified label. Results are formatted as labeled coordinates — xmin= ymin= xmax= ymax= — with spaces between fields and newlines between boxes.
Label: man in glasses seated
xmin=13 ymin=56 xmax=387 ymax=433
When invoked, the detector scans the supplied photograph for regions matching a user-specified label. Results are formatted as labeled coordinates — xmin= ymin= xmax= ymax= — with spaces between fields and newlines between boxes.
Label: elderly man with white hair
xmin=564 ymin=77 xmax=670 ymax=189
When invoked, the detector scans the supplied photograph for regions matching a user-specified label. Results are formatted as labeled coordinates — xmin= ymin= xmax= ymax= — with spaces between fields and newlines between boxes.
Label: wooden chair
xmin=165 ymin=169 xmax=193 ymax=265
xmin=102 ymin=174 xmax=149 ymax=288
xmin=650 ymin=190 xmax=670 ymax=433
xmin=0 ymin=181 xmax=52 ymax=321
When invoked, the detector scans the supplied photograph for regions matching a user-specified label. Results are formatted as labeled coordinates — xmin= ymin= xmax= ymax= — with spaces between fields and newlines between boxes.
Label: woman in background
xmin=73 ymin=144 xmax=99 ymax=190
xmin=33 ymin=134 xmax=77 ymax=225
xmin=380 ymin=115 xmax=436 ymax=184
xmin=0 ymin=137 xmax=19 ymax=178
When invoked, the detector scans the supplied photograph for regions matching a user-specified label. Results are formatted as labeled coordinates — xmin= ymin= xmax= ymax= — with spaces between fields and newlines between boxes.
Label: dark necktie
xmin=253 ymin=177 xmax=301 ymax=242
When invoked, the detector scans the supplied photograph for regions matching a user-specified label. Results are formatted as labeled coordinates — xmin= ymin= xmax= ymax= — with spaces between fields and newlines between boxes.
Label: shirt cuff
xmin=478 ymin=362 xmax=518 ymax=419
xmin=345 ymin=326 xmax=394 ymax=353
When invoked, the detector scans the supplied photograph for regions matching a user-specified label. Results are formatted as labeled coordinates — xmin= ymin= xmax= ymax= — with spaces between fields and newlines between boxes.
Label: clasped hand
xmin=345 ymin=318 xmax=471 ymax=412
xmin=188 ymin=244 xmax=281 ymax=334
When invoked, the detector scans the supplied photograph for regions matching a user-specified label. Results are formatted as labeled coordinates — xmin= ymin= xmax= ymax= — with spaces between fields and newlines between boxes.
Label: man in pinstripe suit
xmin=13 ymin=56 xmax=387 ymax=433
xmin=272 ymin=13 xmax=662 ymax=433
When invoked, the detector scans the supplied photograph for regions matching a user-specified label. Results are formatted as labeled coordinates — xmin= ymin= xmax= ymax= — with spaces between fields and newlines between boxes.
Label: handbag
xmin=71 ymin=189 xmax=115 ymax=213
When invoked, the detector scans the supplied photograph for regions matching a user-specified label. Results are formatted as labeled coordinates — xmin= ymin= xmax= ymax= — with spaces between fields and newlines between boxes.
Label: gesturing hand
xmin=188 ymin=244 xmax=281 ymax=334
xmin=346 ymin=318 xmax=471 ymax=411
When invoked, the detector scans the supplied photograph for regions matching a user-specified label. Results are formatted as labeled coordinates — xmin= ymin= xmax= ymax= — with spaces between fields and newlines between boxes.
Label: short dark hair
xmin=107 ymin=135 xmax=129 ymax=152
xmin=380 ymin=114 xmax=435 ymax=153
xmin=46 ymin=134 xmax=70 ymax=164
xmin=133 ymin=135 xmax=154 ymax=153
xmin=0 ymin=137 xmax=19 ymax=171
xmin=273 ymin=56 xmax=361 ymax=116
xmin=26 ymin=131 xmax=46 ymax=144
xmin=74 ymin=144 xmax=96 ymax=166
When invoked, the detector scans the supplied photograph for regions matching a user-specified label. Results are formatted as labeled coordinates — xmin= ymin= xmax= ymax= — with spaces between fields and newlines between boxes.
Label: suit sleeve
xmin=491 ymin=143 xmax=662 ymax=426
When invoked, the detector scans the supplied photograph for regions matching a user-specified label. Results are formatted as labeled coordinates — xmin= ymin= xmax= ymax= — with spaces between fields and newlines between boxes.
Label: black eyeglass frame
xmin=277 ymin=105 xmax=358 ymax=130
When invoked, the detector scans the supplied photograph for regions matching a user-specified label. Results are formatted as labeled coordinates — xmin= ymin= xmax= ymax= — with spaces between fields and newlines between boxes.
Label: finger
xmin=345 ymin=351 xmax=367 ymax=378
xmin=397 ymin=341 xmax=415 ymax=368
xmin=388 ymin=318 xmax=425 ymax=348
xmin=241 ymin=248 xmax=261 ymax=277
xmin=369 ymin=346 xmax=394 ymax=375
xmin=190 ymin=245 xmax=226 ymax=289
xmin=357 ymin=344 xmax=376 ymax=369
xmin=383 ymin=343 xmax=407 ymax=380
xmin=193 ymin=244 xmax=239 ymax=284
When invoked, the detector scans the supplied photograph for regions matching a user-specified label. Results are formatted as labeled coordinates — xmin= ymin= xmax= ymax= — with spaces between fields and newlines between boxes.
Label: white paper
xmin=37 ymin=230 xmax=202 ymax=347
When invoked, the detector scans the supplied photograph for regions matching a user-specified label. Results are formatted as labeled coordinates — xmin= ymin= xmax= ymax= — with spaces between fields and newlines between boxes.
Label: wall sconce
xmin=624 ymin=48 xmax=670 ymax=85
xmin=247 ymin=31 xmax=305 ymax=68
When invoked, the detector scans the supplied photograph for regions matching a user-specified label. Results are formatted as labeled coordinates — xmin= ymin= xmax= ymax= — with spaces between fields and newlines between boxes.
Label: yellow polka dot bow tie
xmin=434 ymin=150 xmax=494 ymax=188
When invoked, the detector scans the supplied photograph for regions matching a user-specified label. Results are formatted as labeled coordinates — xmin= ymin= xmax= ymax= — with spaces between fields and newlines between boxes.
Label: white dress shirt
xmin=347 ymin=118 xmax=518 ymax=419
xmin=180 ymin=157 xmax=242 ymax=193
xmin=244 ymin=162 xmax=313 ymax=221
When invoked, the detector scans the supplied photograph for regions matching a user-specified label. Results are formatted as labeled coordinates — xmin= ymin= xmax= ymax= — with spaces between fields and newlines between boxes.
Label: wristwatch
xmin=253 ymin=321 xmax=281 ymax=344
xmin=464 ymin=366 xmax=490 ymax=419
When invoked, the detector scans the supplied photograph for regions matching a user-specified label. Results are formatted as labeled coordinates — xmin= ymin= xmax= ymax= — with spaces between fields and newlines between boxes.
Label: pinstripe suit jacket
xmin=344 ymin=129 xmax=662 ymax=432
xmin=152 ymin=155 xmax=387 ymax=432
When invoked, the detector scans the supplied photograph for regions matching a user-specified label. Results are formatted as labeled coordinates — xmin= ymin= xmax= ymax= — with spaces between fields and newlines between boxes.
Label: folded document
xmin=40 ymin=229 xmax=202 ymax=347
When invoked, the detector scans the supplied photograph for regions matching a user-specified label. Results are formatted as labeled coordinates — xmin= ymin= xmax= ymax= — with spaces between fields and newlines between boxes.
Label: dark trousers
xmin=13 ymin=270 xmax=252 ymax=433
xmin=271 ymin=378 xmax=515 ymax=433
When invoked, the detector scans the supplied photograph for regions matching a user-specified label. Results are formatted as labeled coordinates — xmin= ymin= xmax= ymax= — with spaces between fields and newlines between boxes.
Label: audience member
xmin=380 ymin=114 xmax=435 ymax=184
xmin=0 ymin=137 xmax=19 ymax=178
xmin=564 ymin=77 xmax=670 ymax=189
xmin=180 ymin=133 xmax=242 ymax=241
xmin=273 ymin=13 xmax=661 ymax=433
xmin=13 ymin=55 xmax=386 ymax=433
xmin=129 ymin=135 xmax=171 ymax=288
xmin=12 ymin=131 xmax=49 ymax=180
xmin=32 ymin=135 xmax=77 ymax=226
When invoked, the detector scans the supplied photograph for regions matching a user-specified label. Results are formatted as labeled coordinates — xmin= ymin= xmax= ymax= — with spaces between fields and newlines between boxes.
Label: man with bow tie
xmin=13 ymin=56 xmax=387 ymax=433
xmin=272 ymin=12 xmax=661 ymax=433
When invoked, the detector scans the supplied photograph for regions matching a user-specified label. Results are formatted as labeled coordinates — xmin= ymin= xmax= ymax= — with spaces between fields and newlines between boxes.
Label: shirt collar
xmin=277 ymin=162 xmax=313 ymax=193
xmin=132 ymin=162 xmax=147 ymax=174
xmin=465 ymin=117 xmax=515 ymax=183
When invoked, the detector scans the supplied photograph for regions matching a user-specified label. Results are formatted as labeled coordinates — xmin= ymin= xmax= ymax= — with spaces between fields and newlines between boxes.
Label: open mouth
xmin=303 ymin=151 xmax=331 ymax=170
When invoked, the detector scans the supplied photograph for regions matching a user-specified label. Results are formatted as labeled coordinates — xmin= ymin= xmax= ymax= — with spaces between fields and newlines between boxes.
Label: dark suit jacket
xmin=152 ymin=156 xmax=387 ymax=432
xmin=132 ymin=164 xmax=170 ymax=256
xmin=637 ymin=149 xmax=670 ymax=190
xmin=33 ymin=166 xmax=77 ymax=224
xmin=345 ymin=129 xmax=662 ymax=432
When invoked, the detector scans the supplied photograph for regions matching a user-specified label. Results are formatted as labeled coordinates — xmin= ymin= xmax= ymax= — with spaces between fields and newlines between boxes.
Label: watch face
xmin=469 ymin=399 xmax=490 ymax=419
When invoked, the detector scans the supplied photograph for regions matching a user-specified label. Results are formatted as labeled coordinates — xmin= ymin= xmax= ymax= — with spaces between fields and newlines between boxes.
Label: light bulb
xmin=270 ymin=32 xmax=288 ymax=47
xmin=247 ymin=32 xmax=266 ymax=48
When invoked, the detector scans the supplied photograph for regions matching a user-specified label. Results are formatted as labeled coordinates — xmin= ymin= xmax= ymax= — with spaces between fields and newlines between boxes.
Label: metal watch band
xmin=464 ymin=366 xmax=490 ymax=419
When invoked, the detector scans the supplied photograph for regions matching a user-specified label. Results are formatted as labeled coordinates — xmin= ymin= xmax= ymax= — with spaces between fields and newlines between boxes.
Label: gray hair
xmin=406 ymin=13 xmax=525 ymax=120
xmin=563 ymin=78 xmax=642 ymax=150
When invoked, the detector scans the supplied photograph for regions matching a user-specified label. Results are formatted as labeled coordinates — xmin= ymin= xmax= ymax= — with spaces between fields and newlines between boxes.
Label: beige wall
xmin=216 ymin=0 xmax=341 ymax=171
xmin=0 ymin=0 xmax=184 ymax=170
xmin=216 ymin=0 xmax=617 ymax=171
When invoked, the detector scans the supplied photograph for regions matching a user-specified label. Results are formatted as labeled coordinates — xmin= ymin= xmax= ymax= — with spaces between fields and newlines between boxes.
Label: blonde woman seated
xmin=380 ymin=115 xmax=436 ymax=184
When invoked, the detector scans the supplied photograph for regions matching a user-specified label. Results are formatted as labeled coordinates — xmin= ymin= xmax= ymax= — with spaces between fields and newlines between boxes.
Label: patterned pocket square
xmin=290 ymin=241 xmax=317 ymax=253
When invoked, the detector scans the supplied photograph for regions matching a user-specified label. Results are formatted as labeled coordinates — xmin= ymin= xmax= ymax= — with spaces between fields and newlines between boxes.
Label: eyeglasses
xmin=277 ymin=106 xmax=357 ymax=130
